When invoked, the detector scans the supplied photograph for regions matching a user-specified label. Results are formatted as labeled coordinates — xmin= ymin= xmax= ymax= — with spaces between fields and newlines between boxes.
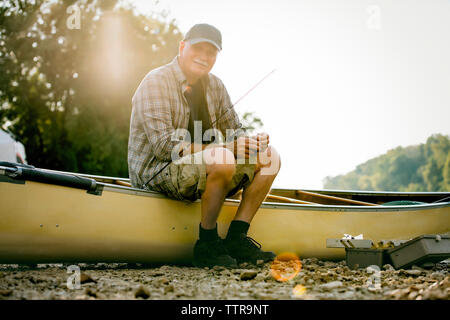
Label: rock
xmin=431 ymin=272 xmax=445 ymax=280
xmin=404 ymin=269 xmax=422 ymax=276
xmin=156 ymin=277 xmax=170 ymax=285
xmin=80 ymin=273 xmax=96 ymax=284
xmin=254 ymin=274 xmax=265 ymax=281
xmin=134 ymin=285 xmax=150 ymax=299
xmin=337 ymin=291 xmax=354 ymax=299
xmin=0 ymin=289 xmax=12 ymax=297
xmin=256 ymin=260 xmax=264 ymax=266
xmin=320 ymin=281 xmax=343 ymax=290
xmin=411 ymin=265 xmax=426 ymax=271
xmin=383 ymin=264 xmax=394 ymax=271
xmin=84 ymin=288 xmax=97 ymax=298
xmin=213 ymin=266 xmax=225 ymax=272
xmin=239 ymin=262 xmax=249 ymax=268
xmin=95 ymin=292 xmax=106 ymax=299
xmin=164 ymin=284 xmax=175 ymax=293
xmin=240 ymin=270 xmax=258 ymax=281
xmin=257 ymin=293 xmax=275 ymax=300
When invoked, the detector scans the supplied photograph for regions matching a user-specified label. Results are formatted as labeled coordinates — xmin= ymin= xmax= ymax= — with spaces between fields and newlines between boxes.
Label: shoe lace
xmin=243 ymin=236 xmax=262 ymax=250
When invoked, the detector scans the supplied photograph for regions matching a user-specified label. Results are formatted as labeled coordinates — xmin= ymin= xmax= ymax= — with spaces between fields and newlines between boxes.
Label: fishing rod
xmin=142 ymin=69 xmax=276 ymax=188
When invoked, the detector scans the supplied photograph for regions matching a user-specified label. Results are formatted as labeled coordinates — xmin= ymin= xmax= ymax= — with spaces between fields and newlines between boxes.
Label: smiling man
xmin=128 ymin=24 xmax=281 ymax=268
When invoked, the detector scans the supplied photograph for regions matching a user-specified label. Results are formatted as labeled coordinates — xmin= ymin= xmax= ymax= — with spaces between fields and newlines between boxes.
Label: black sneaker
xmin=192 ymin=238 xmax=238 ymax=268
xmin=224 ymin=233 xmax=276 ymax=264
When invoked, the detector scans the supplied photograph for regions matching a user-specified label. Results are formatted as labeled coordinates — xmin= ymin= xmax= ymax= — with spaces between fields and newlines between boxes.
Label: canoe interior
xmin=265 ymin=189 xmax=450 ymax=205
xmin=2 ymin=163 xmax=449 ymax=206
xmin=70 ymin=172 xmax=450 ymax=205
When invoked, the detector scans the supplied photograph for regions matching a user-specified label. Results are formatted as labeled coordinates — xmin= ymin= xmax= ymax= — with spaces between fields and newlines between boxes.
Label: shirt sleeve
xmin=133 ymin=75 xmax=183 ymax=162
xmin=216 ymin=79 xmax=247 ymax=142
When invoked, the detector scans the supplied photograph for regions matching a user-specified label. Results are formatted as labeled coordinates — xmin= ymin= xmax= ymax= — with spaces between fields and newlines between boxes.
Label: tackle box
xmin=345 ymin=248 xmax=391 ymax=269
xmin=388 ymin=234 xmax=450 ymax=270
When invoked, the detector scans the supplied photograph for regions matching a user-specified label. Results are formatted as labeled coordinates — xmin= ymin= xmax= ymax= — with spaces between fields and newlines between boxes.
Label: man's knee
xmin=204 ymin=147 xmax=235 ymax=165
xmin=257 ymin=145 xmax=281 ymax=176
xmin=205 ymin=147 xmax=236 ymax=182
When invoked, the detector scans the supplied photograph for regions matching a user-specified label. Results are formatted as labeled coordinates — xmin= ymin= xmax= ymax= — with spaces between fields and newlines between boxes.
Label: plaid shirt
xmin=128 ymin=56 xmax=245 ymax=199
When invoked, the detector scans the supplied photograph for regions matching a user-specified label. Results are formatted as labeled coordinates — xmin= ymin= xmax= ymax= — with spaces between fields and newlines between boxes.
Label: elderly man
xmin=128 ymin=24 xmax=281 ymax=268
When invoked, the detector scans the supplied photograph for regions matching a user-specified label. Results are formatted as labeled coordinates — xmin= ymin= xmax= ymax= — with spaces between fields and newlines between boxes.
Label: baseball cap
xmin=184 ymin=23 xmax=222 ymax=51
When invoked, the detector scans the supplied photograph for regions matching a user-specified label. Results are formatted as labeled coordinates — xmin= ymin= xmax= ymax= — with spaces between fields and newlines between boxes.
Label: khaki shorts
xmin=169 ymin=150 xmax=256 ymax=201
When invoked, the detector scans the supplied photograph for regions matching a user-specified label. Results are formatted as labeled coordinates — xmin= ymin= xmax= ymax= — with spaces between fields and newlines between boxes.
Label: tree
xmin=0 ymin=0 xmax=182 ymax=176
xmin=443 ymin=153 xmax=450 ymax=191
xmin=323 ymin=134 xmax=450 ymax=192
xmin=240 ymin=111 xmax=263 ymax=135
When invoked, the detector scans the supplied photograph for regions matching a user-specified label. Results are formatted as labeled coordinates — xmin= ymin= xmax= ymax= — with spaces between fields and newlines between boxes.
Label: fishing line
xmin=142 ymin=69 xmax=276 ymax=188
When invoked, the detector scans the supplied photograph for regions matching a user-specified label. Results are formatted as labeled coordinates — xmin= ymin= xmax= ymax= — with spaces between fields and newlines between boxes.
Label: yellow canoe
xmin=0 ymin=162 xmax=449 ymax=264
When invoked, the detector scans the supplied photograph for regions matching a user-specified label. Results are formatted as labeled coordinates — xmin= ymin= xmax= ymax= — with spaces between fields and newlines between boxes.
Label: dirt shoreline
xmin=0 ymin=259 xmax=448 ymax=300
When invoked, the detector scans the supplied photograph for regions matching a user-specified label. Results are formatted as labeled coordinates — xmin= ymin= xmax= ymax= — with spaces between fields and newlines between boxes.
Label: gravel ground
xmin=0 ymin=258 xmax=448 ymax=300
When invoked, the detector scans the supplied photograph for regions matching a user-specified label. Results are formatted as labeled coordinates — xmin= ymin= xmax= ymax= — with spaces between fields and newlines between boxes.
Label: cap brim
xmin=187 ymin=38 xmax=221 ymax=51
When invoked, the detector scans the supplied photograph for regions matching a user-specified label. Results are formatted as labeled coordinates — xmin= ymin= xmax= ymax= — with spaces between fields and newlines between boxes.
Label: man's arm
xmin=134 ymin=75 xmax=183 ymax=162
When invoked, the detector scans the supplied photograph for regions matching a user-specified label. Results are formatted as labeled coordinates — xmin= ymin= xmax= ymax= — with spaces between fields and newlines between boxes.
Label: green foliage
xmin=323 ymin=134 xmax=450 ymax=192
xmin=0 ymin=0 xmax=182 ymax=176
xmin=240 ymin=111 xmax=263 ymax=134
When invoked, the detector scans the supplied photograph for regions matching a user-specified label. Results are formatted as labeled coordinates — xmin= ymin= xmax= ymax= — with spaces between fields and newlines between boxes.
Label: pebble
xmin=156 ymin=277 xmax=170 ymax=285
xmin=134 ymin=285 xmax=150 ymax=299
xmin=430 ymin=272 xmax=444 ymax=279
xmin=320 ymin=281 xmax=343 ymax=290
xmin=383 ymin=264 xmax=394 ymax=271
xmin=80 ymin=273 xmax=96 ymax=284
xmin=0 ymin=259 xmax=448 ymax=300
xmin=213 ymin=266 xmax=225 ymax=272
xmin=0 ymin=289 xmax=12 ymax=297
xmin=84 ymin=288 xmax=97 ymax=298
xmin=164 ymin=284 xmax=174 ymax=293
xmin=240 ymin=270 xmax=258 ymax=281
xmin=403 ymin=269 xmax=422 ymax=276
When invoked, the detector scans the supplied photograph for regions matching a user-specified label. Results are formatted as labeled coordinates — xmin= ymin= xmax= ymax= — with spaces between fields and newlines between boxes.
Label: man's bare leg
xmin=233 ymin=146 xmax=281 ymax=223
xmin=222 ymin=146 xmax=281 ymax=264
xmin=193 ymin=147 xmax=238 ymax=268
xmin=200 ymin=147 xmax=236 ymax=229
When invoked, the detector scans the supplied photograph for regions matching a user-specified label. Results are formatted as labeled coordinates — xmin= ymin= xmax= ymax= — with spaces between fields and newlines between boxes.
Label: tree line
xmin=323 ymin=134 xmax=450 ymax=192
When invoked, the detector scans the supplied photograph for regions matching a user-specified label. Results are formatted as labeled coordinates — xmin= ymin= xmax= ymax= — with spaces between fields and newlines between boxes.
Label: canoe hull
xmin=1 ymin=180 xmax=449 ymax=263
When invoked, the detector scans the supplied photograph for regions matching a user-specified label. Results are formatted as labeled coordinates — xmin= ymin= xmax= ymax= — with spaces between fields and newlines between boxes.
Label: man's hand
xmin=225 ymin=133 xmax=269 ymax=159
xmin=253 ymin=132 xmax=269 ymax=152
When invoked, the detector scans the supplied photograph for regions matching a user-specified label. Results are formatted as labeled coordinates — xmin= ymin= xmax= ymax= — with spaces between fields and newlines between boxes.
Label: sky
xmin=127 ymin=0 xmax=450 ymax=189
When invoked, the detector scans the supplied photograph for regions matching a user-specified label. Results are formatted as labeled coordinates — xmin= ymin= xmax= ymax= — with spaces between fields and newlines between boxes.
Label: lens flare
xmin=292 ymin=284 xmax=307 ymax=297
xmin=270 ymin=252 xmax=302 ymax=282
